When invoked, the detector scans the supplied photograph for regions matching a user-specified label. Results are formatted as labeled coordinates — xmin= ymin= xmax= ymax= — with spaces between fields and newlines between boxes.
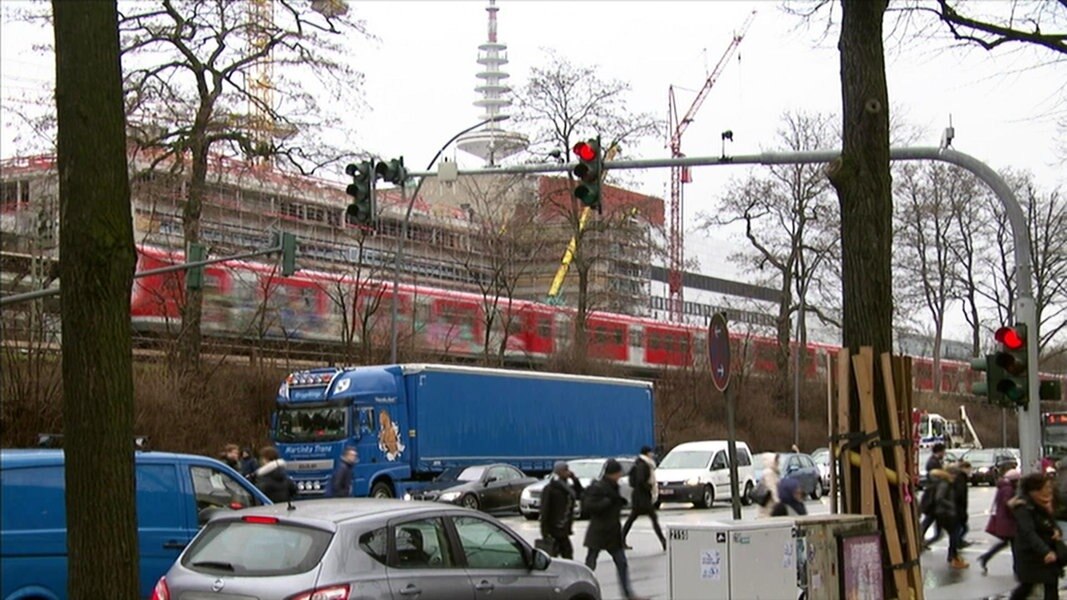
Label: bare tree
xmin=515 ymin=52 xmax=661 ymax=362
xmin=895 ymin=163 xmax=977 ymax=395
xmin=53 ymin=0 xmax=139 ymax=595
xmin=701 ymin=111 xmax=839 ymax=405
xmin=446 ymin=175 xmax=548 ymax=366
xmin=317 ymin=232 xmax=388 ymax=365
xmin=117 ymin=0 xmax=368 ymax=383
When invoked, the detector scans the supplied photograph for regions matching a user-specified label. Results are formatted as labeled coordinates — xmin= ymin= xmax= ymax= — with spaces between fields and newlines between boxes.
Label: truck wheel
xmin=461 ymin=494 xmax=481 ymax=511
xmin=741 ymin=482 xmax=754 ymax=506
xmin=697 ymin=485 xmax=714 ymax=509
xmin=370 ymin=482 xmax=394 ymax=499
xmin=811 ymin=480 xmax=823 ymax=500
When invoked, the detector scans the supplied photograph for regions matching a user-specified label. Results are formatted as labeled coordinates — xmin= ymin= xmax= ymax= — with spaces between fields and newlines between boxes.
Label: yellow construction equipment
xmin=546 ymin=144 xmax=620 ymax=303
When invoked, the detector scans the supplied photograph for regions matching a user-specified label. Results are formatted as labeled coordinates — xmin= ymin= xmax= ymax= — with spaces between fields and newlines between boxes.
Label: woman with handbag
xmin=1009 ymin=473 xmax=1064 ymax=600
xmin=979 ymin=468 xmax=1021 ymax=574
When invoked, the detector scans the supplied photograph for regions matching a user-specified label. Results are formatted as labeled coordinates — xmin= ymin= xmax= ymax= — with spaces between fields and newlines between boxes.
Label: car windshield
xmin=659 ymin=450 xmax=712 ymax=469
xmin=274 ymin=406 xmax=346 ymax=442
xmin=569 ymin=461 xmax=605 ymax=479
xmin=183 ymin=520 xmax=333 ymax=576
xmin=437 ymin=466 xmax=485 ymax=482
xmin=963 ymin=449 xmax=995 ymax=465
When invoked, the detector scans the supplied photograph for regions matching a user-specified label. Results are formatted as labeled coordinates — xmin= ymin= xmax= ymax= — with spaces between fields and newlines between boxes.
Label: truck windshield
xmin=1046 ymin=425 xmax=1067 ymax=453
xmin=659 ymin=451 xmax=712 ymax=469
xmin=436 ymin=467 xmax=485 ymax=482
xmin=275 ymin=406 xmax=347 ymax=442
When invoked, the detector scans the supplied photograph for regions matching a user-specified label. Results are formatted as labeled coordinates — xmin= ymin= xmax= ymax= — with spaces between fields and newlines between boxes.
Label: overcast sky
xmin=2 ymin=0 xmax=1064 ymax=342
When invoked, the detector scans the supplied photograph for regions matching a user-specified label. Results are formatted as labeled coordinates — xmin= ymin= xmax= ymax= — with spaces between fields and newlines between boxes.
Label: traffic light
xmin=280 ymin=232 xmax=297 ymax=277
xmin=345 ymin=160 xmax=375 ymax=226
xmin=375 ymin=157 xmax=406 ymax=186
xmin=572 ymin=137 xmax=603 ymax=213
xmin=970 ymin=354 xmax=1011 ymax=408
xmin=185 ymin=242 xmax=207 ymax=292
xmin=993 ymin=324 xmax=1028 ymax=408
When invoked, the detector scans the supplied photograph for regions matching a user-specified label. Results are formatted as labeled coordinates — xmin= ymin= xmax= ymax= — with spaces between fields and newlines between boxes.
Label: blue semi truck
xmin=271 ymin=363 xmax=655 ymax=498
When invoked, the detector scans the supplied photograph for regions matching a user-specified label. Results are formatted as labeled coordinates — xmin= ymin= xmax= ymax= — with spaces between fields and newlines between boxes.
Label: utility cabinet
xmin=667 ymin=520 xmax=797 ymax=600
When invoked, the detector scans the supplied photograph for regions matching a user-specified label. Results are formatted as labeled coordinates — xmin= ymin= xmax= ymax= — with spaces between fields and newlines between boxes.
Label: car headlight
xmin=977 ymin=467 xmax=990 ymax=473
xmin=439 ymin=491 xmax=461 ymax=502
xmin=403 ymin=493 xmax=413 ymax=501
xmin=686 ymin=478 xmax=701 ymax=486
xmin=521 ymin=488 xmax=532 ymax=500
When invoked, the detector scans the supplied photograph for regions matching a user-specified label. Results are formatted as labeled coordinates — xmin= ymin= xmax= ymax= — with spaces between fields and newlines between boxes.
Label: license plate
xmin=660 ymin=488 xmax=674 ymax=496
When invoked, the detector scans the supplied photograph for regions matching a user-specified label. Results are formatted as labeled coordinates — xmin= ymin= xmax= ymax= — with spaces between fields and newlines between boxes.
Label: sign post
xmin=709 ymin=313 xmax=741 ymax=520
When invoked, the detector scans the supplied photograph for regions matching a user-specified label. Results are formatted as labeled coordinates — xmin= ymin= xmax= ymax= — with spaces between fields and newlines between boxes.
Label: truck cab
xmin=274 ymin=365 xmax=411 ymax=498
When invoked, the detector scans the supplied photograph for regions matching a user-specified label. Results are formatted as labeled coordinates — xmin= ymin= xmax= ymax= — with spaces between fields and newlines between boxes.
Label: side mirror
xmin=484 ymin=477 xmax=498 ymax=486
xmin=531 ymin=549 xmax=551 ymax=571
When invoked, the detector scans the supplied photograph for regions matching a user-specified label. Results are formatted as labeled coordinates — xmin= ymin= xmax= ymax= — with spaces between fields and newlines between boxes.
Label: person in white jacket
xmin=757 ymin=453 xmax=781 ymax=519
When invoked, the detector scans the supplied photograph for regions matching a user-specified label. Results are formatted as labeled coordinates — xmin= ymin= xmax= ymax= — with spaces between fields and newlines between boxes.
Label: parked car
xmin=519 ymin=457 xmax=635 ymax=520
xmin=963 ymin=448 xmax=1020 ymax=486
xmin=154 ymin=499 xmax=601 ymax=600
xmin=754 ymin=452 xmax=824 ymax=500
xmin=1 ymin=448 xmax=271 ymax=600
xmin=810 ymin=447 xmax=832 ymax=488
xmin=405 ymin=464 xmax=537 ymax=514
xmin=656 ymin=440 xmax=757 ymax=509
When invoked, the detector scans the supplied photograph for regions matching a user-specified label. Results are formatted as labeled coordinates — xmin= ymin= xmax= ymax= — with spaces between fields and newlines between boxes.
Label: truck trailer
xmin=271 ymin=363 xmax=656 ymax=498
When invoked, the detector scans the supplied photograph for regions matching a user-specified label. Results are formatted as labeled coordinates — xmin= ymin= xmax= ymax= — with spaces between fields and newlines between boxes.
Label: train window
xmin=537 ymin=318 xmax=552 ymax=339
xmin=680 ymin=336 xmax=689 ymax=354
xmin=505 ymin=318 xmax=522 ymax=336
xmin=614 ymin=329 xmax=624 ymax=345
xmin=649 ymin=332 xmax=659 ymax=350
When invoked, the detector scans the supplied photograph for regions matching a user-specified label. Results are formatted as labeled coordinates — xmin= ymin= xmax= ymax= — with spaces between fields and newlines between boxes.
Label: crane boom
xmin=666 ymin=10 xmax=755 ymax=322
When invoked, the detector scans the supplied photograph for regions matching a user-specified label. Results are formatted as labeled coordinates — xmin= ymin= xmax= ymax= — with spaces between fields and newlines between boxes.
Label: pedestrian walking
xmin=623 ymin=446 xmax=666 ymax=551
xmin=929 ymin=468 xmax=968 ymax=569
xmin=952 ymin=462 xmax=973 ymax=547
xmin=584 ymin=459 xmax=644 ymax=600
xmin=540 ymin=461 xmax=583 ymax=560
xmin=756 ymin=453 xmax=782 ymax=519
xmin=1009 ymin=473 xmax=1064 ymax=600
xmin=250 ymin=446 xmax=297 ymax=503
xmin=920 ymin=443 xmax=948 ymax=542
xmin=770 ymin=477 xmax=808 ymax=517
xmin=979 ymin=468 xmax=1021 ymax=574
xmin=325 ymin=447 xmax=358 ymax=498
xmin=220 ymin=444 xmax=242 ymax=472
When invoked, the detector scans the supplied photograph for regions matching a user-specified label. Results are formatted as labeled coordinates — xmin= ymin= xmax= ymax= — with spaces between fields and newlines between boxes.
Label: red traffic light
xmin=573 ymin=141 xmax=597 ymax=162
xmin=995 ymin=326 xmax=1025 ymax=351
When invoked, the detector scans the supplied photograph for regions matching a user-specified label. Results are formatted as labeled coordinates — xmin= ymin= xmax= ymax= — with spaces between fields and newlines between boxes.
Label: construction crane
xmin=665 ymin=10 xmax=755 ymax=322
xmin=546 ymin=143 xmax=621 ymax=303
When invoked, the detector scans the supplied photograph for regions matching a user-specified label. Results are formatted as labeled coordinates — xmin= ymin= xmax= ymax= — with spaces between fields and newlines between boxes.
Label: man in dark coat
xmin=952 ymin=462 xmax=973 ymax=547
xmin=325 ymin=447 xmax=357 ymax=498
xmin=250 ymin=446 xmax=297 ymax=503
xmin=540 ymin=461 xmax=582 ymax=559
xmin=623 ymin=446 xmax=666 ymax=551
xmin=920 ymin=443 xmax=948 ymax=542
xmin=584 ymin=459 xmax=642 ymax=600
xmin=929 ymin=468 xmax=967 ymax=569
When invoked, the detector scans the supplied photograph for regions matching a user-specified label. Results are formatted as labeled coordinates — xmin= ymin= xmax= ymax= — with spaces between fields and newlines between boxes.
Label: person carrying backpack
xmin=622 ymin=446 xmax=666 ymax=551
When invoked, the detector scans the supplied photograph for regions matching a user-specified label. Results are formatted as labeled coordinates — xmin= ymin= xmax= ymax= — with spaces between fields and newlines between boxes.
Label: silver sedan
xmin=155 ymin=499 xmax=601 ymax=600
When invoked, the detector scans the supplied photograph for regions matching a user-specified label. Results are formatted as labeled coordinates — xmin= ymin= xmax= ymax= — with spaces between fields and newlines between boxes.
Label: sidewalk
xmin=921 ymin=535 xmax=1065 ymax=600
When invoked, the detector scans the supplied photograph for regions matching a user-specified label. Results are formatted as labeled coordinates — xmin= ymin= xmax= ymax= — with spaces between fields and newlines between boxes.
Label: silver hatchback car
xmin=154 ymin=499 xmax=601 ymax=600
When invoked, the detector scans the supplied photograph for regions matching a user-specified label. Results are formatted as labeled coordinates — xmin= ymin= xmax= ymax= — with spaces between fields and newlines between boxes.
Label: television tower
xmin=457 ymin=0 xmax=527 ymax=165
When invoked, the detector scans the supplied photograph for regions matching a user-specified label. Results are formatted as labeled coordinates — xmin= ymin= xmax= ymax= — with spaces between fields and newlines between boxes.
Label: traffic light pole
xmin=408 ymin=141 xmax=1040 ymax=470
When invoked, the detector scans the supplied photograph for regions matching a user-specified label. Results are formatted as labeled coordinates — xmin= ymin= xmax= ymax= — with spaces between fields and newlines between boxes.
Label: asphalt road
xmin=497 ymin=485 xmax=1052 ymax=600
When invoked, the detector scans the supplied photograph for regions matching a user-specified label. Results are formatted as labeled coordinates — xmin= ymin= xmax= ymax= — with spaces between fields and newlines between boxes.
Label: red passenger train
xmin=129 ymin=246 xmax=1064 ymax=396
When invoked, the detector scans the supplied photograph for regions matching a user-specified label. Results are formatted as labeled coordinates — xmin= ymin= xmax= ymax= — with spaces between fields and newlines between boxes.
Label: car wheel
xmin=697 ymin=485 xmax=714 ymax=509
xmin=811 ymin=480 xmax=823 ymax=500
xmin=523 ymin=512 xmax=538 ymax=521
xmin=462 ymin=494 xmax=481 ymax=511
xmin=741 ymin=482 xmax=754 ymax=506
xmin=370 ymin=482 xmax=393 ymax=499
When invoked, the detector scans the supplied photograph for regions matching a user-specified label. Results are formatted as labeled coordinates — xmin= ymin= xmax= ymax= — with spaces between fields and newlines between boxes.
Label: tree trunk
xmin=176 ymin=132 xmax=210 ymax=387
xmin=932 ymin=327 xmax=943 ymax=397
xmin=53 ymin=0 xmax=140 ymax=597
xmin=575 ymin=262 xmax=590 ymax=366
xmin=775 ymin=278 xmax=793 ymax=408
xmin=828 ymin=0 xmax=893 ymax=526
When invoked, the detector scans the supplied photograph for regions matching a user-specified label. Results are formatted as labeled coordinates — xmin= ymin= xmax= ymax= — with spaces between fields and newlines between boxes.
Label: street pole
xmin=389 ymin=115 xmax=508 ymax=364
xmin=725 ymin=383 xmax=742 ymax=521
xmin=409 ymin=142 xmax=1039 ymax=469
xmin=794 ymin=292 xmax=805 ymax=449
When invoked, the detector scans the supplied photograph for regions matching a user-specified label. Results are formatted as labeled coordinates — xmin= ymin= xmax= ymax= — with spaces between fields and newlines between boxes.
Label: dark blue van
xmin=0 ymin=449 xmax=272 ymax=600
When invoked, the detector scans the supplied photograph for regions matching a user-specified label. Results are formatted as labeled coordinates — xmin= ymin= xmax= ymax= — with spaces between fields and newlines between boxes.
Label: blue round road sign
xmin=708 ymin=313 xmax=731 ymax=392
